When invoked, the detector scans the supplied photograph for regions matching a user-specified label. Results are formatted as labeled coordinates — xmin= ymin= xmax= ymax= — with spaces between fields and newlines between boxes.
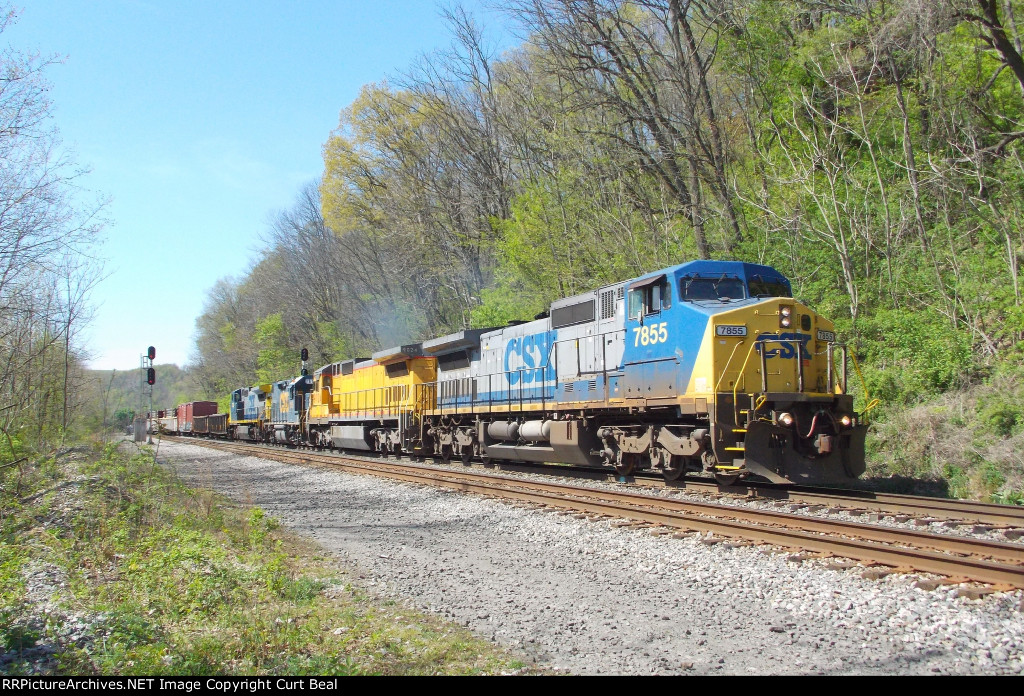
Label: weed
xmin=0 ymin=442 xmax=528 ymax=675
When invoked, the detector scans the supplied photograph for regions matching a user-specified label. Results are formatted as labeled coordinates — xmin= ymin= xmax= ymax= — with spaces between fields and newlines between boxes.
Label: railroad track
xmin=164 ymin=437 xmax=1024 ymax=589
xmin=159 ymin=435 xmax=1024 ymax=528
xmin=439 ymin=459 xmax=1024 ymax=527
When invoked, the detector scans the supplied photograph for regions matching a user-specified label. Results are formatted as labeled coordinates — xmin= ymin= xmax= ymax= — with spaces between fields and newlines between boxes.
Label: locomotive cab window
xmin=628 ymin=275 xmax=671 ymax=319
xmin=681 ymin=276 xmax=746 ymax=302
xmin=748 ymin=277 xmax=792 ymax=298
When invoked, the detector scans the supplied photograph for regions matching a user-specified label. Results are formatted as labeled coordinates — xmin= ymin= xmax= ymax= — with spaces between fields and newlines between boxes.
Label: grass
xmin=0 ymin=441 xmax=531 ymax=675
xmin=866 ymin=365 xmax=1024 ymax=503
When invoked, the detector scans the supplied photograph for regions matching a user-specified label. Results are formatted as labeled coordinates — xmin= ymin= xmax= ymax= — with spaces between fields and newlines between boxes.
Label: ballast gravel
xmin=157 ymin=439 xmax=1024 ymax=675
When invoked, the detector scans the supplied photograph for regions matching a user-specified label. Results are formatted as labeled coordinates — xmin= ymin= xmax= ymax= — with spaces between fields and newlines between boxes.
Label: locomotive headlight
xmin=777 ymin=412 xmax=794 ymax=427
xmin=840 ymin=415 xmax=853 ymax=428
xmin=779 ymin=306 xmax=793 ymax=328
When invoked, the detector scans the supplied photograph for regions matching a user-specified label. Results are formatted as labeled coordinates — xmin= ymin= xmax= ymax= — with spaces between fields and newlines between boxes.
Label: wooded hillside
xmin=190 ymin=1 xmax=1024 ymax=499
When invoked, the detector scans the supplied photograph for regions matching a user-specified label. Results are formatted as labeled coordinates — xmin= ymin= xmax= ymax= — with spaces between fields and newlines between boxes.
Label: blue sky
xmin=6 ymin=0 xmax=510 ymax=370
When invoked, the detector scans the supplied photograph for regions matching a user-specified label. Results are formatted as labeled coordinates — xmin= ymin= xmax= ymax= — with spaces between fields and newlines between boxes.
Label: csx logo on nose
xmin=755 ymin=332 xmax=811 ymax=360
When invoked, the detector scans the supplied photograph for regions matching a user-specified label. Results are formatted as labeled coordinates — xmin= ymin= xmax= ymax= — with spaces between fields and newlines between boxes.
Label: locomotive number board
xmin=715 ymin=325 xmax=747 ymax=337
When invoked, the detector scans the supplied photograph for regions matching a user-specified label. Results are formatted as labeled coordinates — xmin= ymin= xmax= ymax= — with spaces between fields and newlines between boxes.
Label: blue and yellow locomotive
xmin=219 ymin=259 xmax=868 ymax=485
xmin=421 ymin=259 xmax=867 ymax=484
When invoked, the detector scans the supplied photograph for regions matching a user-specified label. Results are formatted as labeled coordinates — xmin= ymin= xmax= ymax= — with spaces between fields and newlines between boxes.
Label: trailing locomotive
xmin=168 ymin=260 xmax=870 ymax=485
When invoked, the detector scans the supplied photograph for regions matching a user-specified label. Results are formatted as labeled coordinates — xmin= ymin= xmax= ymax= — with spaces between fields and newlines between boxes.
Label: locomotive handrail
xmin=431 ymin=329 xmax=624 ymax=418
xmin=730 ymin=339 xmax=760 ymax=424
xmin=551 ymin=331 xmax=619 ymax=377
xmin=824 ymin=342 xmax=878 ymax=421
xmin=828 ymin=343 xmax=845 ymax=395
xmin=730 ymin=337 xmax=807 ymax=424
xmin=713 ymin=339 xmax=747 ymax=394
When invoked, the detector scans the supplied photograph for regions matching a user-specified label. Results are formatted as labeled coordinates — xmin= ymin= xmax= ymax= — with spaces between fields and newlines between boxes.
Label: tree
xmin=0 ymin=6 xmax=103 ymax=454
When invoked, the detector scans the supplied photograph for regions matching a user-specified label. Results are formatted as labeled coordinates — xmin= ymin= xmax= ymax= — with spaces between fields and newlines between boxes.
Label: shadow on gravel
xmin=853 ymin=476 xmax=951 ymax=498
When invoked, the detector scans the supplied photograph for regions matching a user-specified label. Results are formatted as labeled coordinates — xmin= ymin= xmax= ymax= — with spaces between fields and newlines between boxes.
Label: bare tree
xmin=0 ymin=7 xmax=104 ymax=455
xmin=505 ymin=0 xmax=743 ymax=258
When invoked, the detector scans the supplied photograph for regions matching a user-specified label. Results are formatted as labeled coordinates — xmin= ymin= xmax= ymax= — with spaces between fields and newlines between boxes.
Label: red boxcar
xmin=178 ymin=401 xmax=219 ymax=433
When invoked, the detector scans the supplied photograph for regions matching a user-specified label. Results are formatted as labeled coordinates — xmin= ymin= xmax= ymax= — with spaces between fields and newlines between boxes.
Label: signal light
xmin=148 ymin=346 xmax=156 ymax=361
xmin=301 ymin=347 xmax=309 ymax=362
xmin=146 ymin=367 xmax=156 ymax=385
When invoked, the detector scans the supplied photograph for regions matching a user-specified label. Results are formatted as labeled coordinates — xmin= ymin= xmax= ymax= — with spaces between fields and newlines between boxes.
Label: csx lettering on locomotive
xmin=504 ymin=330 xmax=557 ymax=385
xmin=754 ymin=332 xmax=812 ymax=360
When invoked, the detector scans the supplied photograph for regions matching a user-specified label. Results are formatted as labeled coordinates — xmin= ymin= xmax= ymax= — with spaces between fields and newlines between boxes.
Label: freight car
xmin=148 ymin=401 xmax=219 ymax=436
xmin=195 ymin=259 xmax=869 ymax=486
xmin=155 ymin=409 xmax=177 ymax=434
xmin=193 ymin=413 xmax=228 ymax=438
xmin=178 ymin=401 xmax=218 ymax=434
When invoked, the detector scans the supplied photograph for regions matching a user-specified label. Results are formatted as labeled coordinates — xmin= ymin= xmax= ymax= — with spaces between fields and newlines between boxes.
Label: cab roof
xmin=633 ymin=260 xmax=790 ymax=289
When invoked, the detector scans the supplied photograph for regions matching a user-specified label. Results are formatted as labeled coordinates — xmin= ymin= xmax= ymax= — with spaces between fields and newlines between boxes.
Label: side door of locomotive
xmin=622 ymin=275 xmax=677 ymax=399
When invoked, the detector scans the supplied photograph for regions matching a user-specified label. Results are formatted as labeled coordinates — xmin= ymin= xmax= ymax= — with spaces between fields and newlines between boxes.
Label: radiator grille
xmin=600 ymin=290 xmax=615 ymax=320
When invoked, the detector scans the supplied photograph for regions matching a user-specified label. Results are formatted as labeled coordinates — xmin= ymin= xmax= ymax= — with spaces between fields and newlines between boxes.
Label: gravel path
xmin=157 ymin=439 xmax=1024 ymax=675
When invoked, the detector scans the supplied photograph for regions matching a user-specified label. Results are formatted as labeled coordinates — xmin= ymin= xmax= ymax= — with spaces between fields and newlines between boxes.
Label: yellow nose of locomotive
xmin=703 ymin=298 xmax=864 ymax=485
xmin=709 ymin=298 xmax=835 ymax=396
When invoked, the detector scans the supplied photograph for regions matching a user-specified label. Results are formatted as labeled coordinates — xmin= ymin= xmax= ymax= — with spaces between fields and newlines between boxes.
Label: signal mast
xmin=141 ymin=346 xmax=156 ymax=443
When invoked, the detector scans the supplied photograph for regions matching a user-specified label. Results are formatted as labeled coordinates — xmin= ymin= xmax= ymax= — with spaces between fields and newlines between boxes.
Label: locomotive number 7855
xmin=633 ymin=322 xmax=668 ymax=347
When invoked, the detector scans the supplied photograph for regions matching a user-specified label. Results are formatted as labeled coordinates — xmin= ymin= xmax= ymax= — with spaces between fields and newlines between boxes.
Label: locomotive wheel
xmin=460 ymin=446 xmax=472 ymax=465
xmin=714 ymin=471 xmax=740 ymax=487
xmin=662 ymin=455 xmax=687 ymax=482
xmin=615 ymin=452 xmax=641 ymax=477
xmin=440 ymin=444 xmax=453 ymax=464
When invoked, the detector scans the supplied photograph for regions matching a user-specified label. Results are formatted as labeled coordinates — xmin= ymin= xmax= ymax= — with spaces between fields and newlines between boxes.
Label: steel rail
xmin=697 ymin=481 xmax=1024 ymax=526
xmin=471 ymin=460 xmax=1024 ymax=526
xmin=216 ymin=444 xmax=1024 ymax=563
xmin=168 ymin=437 xmax=1024 ymax=588
xmin=386 ymin=454 xmax=1024 ymax=526
xmin=479 ymin=462 xmax=1024 ymax=526
xmin=163 ymin=435 xmax=1024 ymax=526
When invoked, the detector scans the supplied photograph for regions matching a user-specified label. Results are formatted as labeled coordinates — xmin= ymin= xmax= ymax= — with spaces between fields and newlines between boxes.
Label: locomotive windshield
xmin=748 ymin=277 xmax=792 ymax=298
xmin=680 ymin=276 xmax=746 ymax=302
